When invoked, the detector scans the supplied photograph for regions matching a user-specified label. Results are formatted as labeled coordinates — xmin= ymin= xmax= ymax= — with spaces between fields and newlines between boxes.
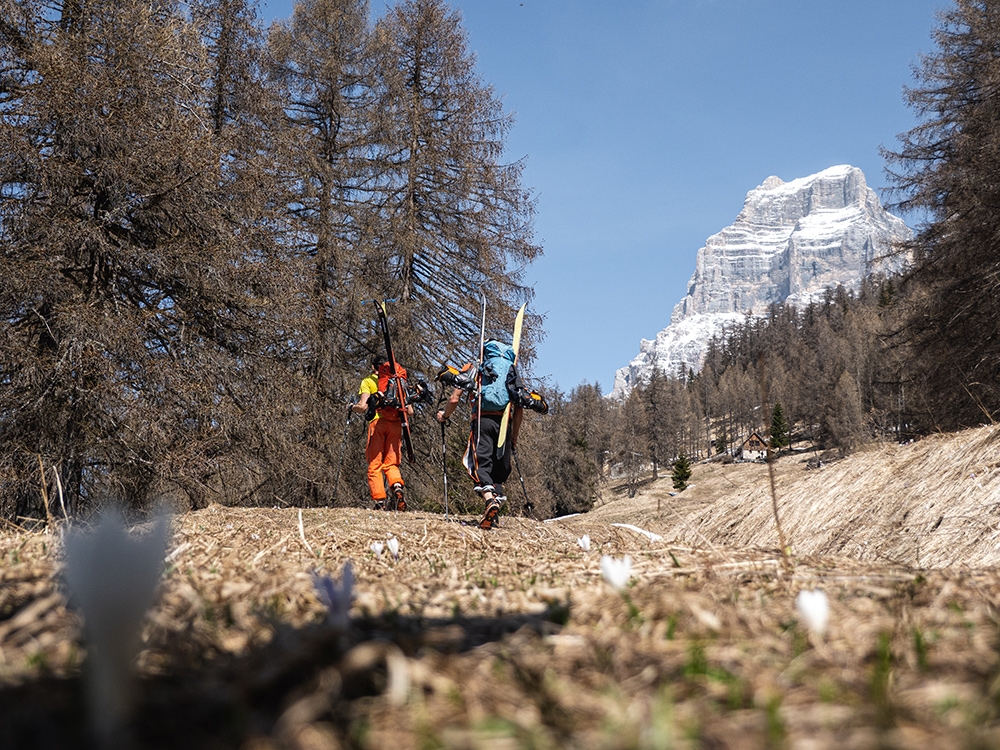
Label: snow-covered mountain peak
xmin=612 ymin=165 xmax=912 ymax=398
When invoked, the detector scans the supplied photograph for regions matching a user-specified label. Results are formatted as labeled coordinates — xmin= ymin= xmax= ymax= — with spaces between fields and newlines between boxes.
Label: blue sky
xmin=259 ymin=0 xmax=945 ymax=394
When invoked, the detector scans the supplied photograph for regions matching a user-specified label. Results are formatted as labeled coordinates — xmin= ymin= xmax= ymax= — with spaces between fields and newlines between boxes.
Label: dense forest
xmin=1 ymin=0 xmax=998 ymax=523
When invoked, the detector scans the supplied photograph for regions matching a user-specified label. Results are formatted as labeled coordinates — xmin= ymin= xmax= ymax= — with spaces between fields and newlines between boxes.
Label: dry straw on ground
xmin=4 ymin=426 xmax=1000 ymax=748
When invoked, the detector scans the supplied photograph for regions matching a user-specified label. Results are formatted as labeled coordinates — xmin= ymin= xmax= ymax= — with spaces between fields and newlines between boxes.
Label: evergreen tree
xmin=770 ymin=401 xmax=790 ymax=449
xmin=671 ymin=452 xmax=692 ymax=492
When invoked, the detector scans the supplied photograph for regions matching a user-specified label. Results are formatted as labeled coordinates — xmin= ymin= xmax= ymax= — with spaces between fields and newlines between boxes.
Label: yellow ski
xmin=497 ymin=303 xmax=526 ymax=448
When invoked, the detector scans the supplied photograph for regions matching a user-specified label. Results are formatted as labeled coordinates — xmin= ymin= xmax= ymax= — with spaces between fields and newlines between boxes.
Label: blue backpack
xmin=479 ymin=340 xmax=516 ymax=412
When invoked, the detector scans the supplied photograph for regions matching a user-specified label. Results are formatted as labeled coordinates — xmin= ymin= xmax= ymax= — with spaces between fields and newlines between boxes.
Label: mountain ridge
xmin=612 ymin=165 xmax=912 ymax=397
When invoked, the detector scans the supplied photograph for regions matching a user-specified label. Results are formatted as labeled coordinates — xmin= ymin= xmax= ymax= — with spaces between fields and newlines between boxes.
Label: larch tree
xmin=883 ymin=0 xmax=1000 ymax=428
xmin=265 ymin=0 xmax=385 ymax=504
xmin=0 ymin=0 xmax=286 ymax=517
xmin=641 ymin=367 xmax=668 ymax=479
xmin=266 ymin=0 xmax=379 ymax=374
xmin=370 ymin=0 xmax=540 ymax=369
xmin=615 ymin=386 xmax=649 ymax=499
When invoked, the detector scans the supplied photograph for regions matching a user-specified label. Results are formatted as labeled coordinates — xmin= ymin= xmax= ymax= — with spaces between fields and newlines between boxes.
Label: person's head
xmin=371 ymin=356 xmax=384 ymax=373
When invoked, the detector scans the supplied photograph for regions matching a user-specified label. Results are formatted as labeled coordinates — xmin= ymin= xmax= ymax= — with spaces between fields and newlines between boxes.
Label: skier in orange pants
xmin=350 ymin=357 xmax=413 ymax=510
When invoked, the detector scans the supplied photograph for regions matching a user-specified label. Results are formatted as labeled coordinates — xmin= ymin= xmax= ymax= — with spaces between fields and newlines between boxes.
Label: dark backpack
xmin=479 ymin=341 xmax=516 ymax=412
xmin=376 ymin=362 xmax=407 ymax=420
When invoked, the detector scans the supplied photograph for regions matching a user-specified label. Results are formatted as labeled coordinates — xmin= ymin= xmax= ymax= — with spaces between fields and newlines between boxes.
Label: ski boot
xmin=390 ymin=483 xmax=406 ymax=512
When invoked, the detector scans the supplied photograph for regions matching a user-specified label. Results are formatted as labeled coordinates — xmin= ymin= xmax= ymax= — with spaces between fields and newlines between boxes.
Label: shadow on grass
xmin=0 ymin=605 xmax=568 ymax=749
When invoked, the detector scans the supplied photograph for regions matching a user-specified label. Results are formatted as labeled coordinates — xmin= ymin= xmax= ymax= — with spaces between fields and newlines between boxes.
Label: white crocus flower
xmin=371 ymin=541 xmax=384 ymax=558
xmin=600 ymin=554 xmax=632 ymax=592
xmin=311 ymin=561 xmax=354 ymax=629
xmin=63 ymin=511 xmax=170 ymax=747
xmin=796 ymin=589 xmax=830 ymax=637
xmin=578 ymin=534 xmax=591 ymax=552
xmin=387 ymin=536 xmax=400 ymax=560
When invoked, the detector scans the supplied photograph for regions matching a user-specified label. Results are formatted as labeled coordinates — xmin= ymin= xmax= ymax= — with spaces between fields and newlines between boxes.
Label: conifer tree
xmin=513 ymin=388 xmax=599 ymax=519
xmin=883 ymin=0 xmax=1000 ymax=427
xmin=770 ymin=401 xmax=790 ymax=450
xmin=264 ymin=0 xmax=386 ymax=504
xmin=671 ymin=452 xmax=692 ymax=492
xmin=615 ymin=388 xmax=649 ymax=498
xmin=829 ymin=371 xmax=866 ymax=455
xmin=641 ymin=367 xmax=668 ymax=479
xmin=0 ymin=0 xmax=287 ymax=515
xmin=266 ymin=0 xmax=379 ymax=372
xmin=370 ymin=0 xmax=540 ymax=367
xmin=714 ymin=428 xmax=729 ymax=457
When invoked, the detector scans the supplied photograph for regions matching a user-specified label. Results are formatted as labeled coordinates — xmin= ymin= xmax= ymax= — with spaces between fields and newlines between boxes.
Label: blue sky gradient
xmin=260 ymin=0 xmax=945 ymax=394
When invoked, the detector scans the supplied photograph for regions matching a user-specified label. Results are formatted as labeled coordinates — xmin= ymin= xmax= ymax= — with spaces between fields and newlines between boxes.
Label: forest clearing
xmin=3 ymin=425 xmax=1000 ymax=748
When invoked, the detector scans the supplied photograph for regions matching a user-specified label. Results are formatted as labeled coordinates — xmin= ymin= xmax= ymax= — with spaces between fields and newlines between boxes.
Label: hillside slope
xmin=575 ymin=424 xmax=1000 ymax=569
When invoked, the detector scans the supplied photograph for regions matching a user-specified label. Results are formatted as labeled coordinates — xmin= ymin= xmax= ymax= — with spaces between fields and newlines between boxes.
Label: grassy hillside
xmin=3 ymin=426 xmax=1000 ymax=748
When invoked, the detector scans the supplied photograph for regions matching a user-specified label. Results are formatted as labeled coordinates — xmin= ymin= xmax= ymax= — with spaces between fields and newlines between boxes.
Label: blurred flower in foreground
xmin=63 ymin=511 xmax=170 ymax=748
xmin=600 ymin=555 xmax=632 ymax=591
xmin=312 ymin=561 xmax=354 ymax=629
xmin=796 ymin=589 xmax=830 ymax=636
xmin=371 ymin=541 xmax=384 ymax=558
xmin=578 ymin=534 xmax=591 ymax=552
xmin=387 ymin=536 xmax=400 ymax=560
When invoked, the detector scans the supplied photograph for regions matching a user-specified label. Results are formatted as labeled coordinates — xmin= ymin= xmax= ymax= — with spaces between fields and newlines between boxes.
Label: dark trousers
xmin=462 ymin=412 xmax=511 ymax=491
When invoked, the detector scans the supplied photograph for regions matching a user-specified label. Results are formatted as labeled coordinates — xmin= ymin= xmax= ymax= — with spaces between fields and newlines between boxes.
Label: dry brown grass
xmin=4 ymin=427 xmax=1000 ymax=748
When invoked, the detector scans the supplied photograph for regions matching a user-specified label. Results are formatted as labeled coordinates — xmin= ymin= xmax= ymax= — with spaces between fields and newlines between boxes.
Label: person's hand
xmin=436 ymin=409 xmax=446 ymax=423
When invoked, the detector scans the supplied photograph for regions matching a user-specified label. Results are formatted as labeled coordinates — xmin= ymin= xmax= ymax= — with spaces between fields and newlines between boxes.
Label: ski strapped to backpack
xmin=373 ymin=299 xmax=414 ymax=463
xmin=497 ymin=304 xmax=525 ymax=447
xmin=435 ymin=355 xmax=548 ymax=414
xmin=433 ymin=298 xmax=547 ymax=427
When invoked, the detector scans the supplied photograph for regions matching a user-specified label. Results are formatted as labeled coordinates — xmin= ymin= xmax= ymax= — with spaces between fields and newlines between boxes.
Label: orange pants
xmin=366 ymin=418 xmax=404 ymax=501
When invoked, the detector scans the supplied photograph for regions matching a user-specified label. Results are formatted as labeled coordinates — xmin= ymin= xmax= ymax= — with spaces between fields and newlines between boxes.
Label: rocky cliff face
xmin=612 ymin=165 xmax=912 ymax=397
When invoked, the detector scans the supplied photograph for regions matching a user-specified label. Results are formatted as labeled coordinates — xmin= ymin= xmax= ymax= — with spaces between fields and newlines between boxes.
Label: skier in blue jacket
xmin=436 ymin=340 xmax=547 ymax=529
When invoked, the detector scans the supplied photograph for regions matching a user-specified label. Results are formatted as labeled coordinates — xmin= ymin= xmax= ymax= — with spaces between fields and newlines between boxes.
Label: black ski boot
xmin=391 ymin=483 xmax=406 ymax=512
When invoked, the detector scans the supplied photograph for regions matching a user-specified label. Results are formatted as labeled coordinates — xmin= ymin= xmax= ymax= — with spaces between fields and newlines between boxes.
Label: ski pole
xmin=335 ymin=396 xmax=357 ymax=501
xmin=436 ymin=387 xmax=451 ymax=518
xmin=511 ymin=448 xmax=535 ymax=519
xmin=440 ymin=418 xmax=449 ymax=519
